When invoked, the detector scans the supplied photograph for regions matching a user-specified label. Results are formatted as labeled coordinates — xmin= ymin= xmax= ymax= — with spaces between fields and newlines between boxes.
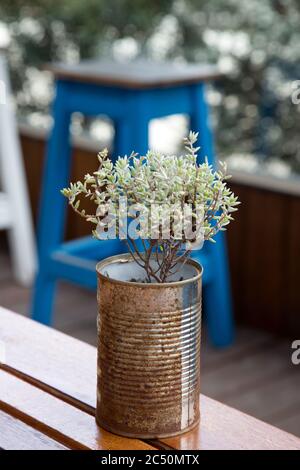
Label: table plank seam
xmin=145 ymin=439 xmax=175 ymax=451
xmin=0 ymin=363 xmax=95 ymax=416
xmin=0 ymin=400 xmax=76 ymax=450
xmin=0 ymin=409 xmax=69 ymax=450
xmin=0 ymin=369 xmax=160 ymax=450
xmin=0 ymin=365 xmax=172 ymax=450
xmin=2 ymin=357 xmax=299 ymax=450
xmin=2 ymin=308 xmax=299 ymax=450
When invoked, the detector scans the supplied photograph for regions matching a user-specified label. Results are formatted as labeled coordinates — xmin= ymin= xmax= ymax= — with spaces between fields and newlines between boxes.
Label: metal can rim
xmin=96 ymin=252 xmax=203 ymax=288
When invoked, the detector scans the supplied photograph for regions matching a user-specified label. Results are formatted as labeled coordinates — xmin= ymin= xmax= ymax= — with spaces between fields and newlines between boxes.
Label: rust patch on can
xmin=95 ymin=254 xmax=202 ymax=438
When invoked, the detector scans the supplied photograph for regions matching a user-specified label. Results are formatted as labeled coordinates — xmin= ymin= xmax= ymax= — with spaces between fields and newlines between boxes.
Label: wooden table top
xmin=46 ymin=59 xmax=222 ymax=89
xmin=0 ymin=306 xmax=300 ymax=450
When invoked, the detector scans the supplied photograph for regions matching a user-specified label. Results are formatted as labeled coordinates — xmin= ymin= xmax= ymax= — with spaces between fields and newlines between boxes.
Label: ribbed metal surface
xmin=96 ymin=254 xmax=202 ymax=438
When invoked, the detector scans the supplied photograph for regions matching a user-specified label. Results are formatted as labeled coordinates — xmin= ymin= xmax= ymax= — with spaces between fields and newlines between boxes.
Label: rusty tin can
xmin=96 ymin=253 xmax=202 ymax=438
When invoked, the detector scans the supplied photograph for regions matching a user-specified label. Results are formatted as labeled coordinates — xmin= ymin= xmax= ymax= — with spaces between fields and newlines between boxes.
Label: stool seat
xmin=47 ymin=59 xmax=222 ymax=89
xmin=32 ymin=59 xmax=234 ymax=347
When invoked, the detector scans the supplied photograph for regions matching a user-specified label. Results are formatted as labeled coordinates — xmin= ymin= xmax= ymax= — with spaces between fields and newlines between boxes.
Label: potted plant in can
xmin=62 ymin=132 xmax=239 ymax=438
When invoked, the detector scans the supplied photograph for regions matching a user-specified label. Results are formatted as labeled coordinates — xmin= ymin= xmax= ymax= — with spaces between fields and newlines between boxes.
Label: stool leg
xmin=31 ymin=270 xmax=57 ymax=325
xmin=32 ymin=81 xmax=72 ymax=324
xmin=114 ymin=120 xmax=131 ymax=158
xmin=114 ymin=93 xmax=149 ymax=157
xmin=129 ymin=115 xmax=149 ymax=156
xmin=204 ymin=233 xmax=234 ymax=347
xmin=114 ymin=96 xmax=150 ymax=254
xmin=190 ymin=83 xmax=234 ymax=347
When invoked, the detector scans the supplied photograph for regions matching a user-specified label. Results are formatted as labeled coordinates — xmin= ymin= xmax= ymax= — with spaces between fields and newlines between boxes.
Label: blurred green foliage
xmin=1 ymin=0 xmax=300 ymax=172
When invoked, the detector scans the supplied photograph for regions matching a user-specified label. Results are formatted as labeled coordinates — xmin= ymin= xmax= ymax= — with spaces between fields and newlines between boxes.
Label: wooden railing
xmin=20 ymin=131 xmax=300 ymax=337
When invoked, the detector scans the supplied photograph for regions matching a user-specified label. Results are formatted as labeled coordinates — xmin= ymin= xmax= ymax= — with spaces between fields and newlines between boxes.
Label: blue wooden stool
xmin=31 ymin=60 xmax=234 ymax=347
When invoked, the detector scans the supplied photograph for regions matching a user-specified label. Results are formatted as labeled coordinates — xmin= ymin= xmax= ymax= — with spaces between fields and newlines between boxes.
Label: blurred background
xmin=2 ymin=0 xmax=300 ymax=172
xmin=0 ymin=0 xmax=300 ymax=438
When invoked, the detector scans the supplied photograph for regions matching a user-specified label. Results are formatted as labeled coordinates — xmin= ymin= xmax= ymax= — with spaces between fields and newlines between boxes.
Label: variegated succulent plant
xmin=62 ymin=132 xmax=239 ymax=282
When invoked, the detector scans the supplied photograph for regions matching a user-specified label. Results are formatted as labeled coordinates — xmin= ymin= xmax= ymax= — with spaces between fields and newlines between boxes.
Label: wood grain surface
xmin=160 ymin=395 xmax=300 ymax=450
xmin=0 ymin=410 xmax=68 ymax=450
xmin=0 ymin=369 xmax=155 ymax=450
xmin=1 ymin=307 xmax=299 ymax=450
xmin=0 ymin=306 xmax=97 ymax=412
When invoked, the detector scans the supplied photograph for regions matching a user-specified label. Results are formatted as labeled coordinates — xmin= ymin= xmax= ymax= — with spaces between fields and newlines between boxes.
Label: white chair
xmin=0 ymin=48 xmax=36 ymax=286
